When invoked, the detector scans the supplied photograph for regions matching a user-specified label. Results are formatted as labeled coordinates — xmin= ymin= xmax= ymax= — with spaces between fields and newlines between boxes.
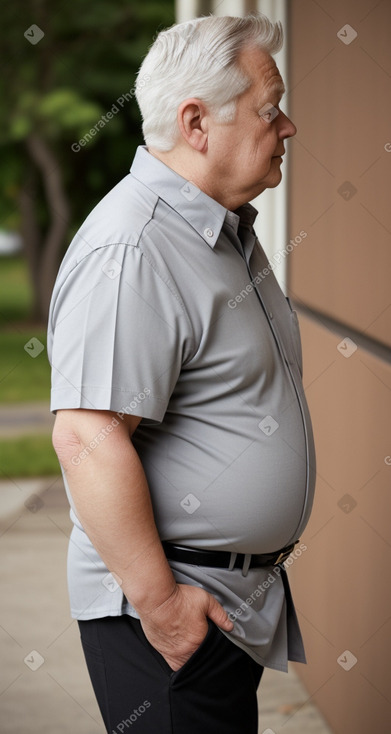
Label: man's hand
xmin=139 ymin=583 xmax=234 ymax=671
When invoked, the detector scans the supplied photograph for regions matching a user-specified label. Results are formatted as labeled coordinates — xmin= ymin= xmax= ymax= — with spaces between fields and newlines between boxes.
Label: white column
xmin=211 ymin=0 xmax=247 ymax=15
xmin=251 ymin=0 xmax=289 ymax=291
xmin=175 ymin=0 xmax=202 ymax=22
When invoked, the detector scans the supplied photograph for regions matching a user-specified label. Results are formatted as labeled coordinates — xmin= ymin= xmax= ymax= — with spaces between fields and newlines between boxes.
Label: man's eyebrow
xmin=257 ymin=80 xmax=285 ymax=110
xmin=268 ymin=80 xmax=285 ymax=100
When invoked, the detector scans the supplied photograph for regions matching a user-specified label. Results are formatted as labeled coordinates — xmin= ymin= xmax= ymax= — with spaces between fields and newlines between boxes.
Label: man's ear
xmin=177 ymin=98 xmax=208 ymax=152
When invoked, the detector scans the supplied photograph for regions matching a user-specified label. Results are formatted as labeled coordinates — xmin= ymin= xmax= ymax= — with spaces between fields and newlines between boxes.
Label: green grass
xmin=0 ymin=330 xmax=51 ymax=403
xmin=0 ymin=434 xmax=60 ymax=478
xmin=0 ymin=256 xmax=54 ymax=476
xmin=0 ymin=255 xmax=33 ymax=325
xmin=0 ymin=256 xmax=51 ymax=403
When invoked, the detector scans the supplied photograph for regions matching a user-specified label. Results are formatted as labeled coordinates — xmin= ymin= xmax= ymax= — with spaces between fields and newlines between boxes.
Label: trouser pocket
xmin=168 ymin=618 xmax=218 ymax=681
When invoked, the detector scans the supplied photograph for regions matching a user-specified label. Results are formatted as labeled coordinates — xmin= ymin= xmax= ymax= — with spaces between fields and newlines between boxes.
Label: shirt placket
xmin=236 ymin=225 xmax=316 ymax=544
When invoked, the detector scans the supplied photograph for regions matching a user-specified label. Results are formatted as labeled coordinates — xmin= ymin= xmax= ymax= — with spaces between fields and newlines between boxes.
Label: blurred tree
xmin=0 ymin=0 xmax=174 ymax=322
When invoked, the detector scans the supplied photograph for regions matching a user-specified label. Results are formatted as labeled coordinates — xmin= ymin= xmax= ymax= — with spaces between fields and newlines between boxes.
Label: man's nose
xmin=279 ymin=111 xmax=297 ymax=138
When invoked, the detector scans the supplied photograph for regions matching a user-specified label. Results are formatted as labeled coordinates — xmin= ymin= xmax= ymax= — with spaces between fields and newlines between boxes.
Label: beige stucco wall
xmin=289 ymin=314 xmax=391 ymax=732
xmin=287 ymin=1 xmax=391 ymax=731
xmin=288 ymin=0 xmax=391 ymax=348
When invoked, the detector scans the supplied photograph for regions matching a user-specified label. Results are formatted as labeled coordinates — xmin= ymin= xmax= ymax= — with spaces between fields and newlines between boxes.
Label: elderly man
xmin=48 ymin=13 xmax=316 ymax=734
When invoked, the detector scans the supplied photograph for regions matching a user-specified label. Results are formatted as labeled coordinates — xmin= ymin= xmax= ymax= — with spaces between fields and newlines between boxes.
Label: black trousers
xmin=78 ymin=615 xmax=264 ymax=734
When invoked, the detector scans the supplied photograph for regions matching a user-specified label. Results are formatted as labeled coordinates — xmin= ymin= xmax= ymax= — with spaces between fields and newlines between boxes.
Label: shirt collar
xmin=130 ymin=146 xmax=258 ymax=248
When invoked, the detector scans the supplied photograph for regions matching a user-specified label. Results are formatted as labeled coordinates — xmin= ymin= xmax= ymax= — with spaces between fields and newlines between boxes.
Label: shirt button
xmin=269 ymin=311 xmax=273 ymax=319
xmin=204 ymin=228 xmax=214 ymax=238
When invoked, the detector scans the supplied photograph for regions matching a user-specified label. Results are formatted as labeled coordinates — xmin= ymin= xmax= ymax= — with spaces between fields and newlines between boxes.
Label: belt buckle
xmin=274 ymin=543 xmax=295 ymax=565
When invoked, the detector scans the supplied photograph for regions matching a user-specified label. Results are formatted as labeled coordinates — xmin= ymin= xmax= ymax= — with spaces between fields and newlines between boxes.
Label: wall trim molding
xmin=294 ymin=303 xmax=391 ymax=365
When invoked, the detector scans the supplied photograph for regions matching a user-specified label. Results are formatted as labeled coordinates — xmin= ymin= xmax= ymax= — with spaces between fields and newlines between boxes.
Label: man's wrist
xmin=129 ymin=579 xmax=178 ymax=617
xmin=132 ymin=582 xmax=178 ymax=619
xmin=121 ymin=544 xmax=178 ymax=615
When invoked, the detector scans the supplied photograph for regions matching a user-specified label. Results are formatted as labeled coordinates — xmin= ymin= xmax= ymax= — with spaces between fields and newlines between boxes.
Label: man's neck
xmin=147 ymin=146 xmax=259 ymax=211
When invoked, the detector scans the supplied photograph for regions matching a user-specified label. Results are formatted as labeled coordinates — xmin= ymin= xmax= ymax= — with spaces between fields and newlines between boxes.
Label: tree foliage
xmin=0 ymin=0 xmax=175 ymax=321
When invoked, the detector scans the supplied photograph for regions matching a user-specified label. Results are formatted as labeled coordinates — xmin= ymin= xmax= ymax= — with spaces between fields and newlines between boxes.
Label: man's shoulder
xmin=57 ymin=172 xmax=161 ymax=280
xmin=78 ymin=172 xmax=158 ymax=250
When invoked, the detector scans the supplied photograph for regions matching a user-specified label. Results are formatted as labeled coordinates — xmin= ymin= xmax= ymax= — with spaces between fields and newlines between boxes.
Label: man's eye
xmin=258 ymin=103 xmax=279 ymax=123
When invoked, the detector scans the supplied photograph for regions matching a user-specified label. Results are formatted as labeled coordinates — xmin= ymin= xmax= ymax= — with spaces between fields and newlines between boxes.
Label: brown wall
xmin=287 ymin=1 xmax=391 ymax=732
xmin=289 ymin=314 xmax=391 ymax=732
xmin=288 ymin=0 xmax=391 ymax=347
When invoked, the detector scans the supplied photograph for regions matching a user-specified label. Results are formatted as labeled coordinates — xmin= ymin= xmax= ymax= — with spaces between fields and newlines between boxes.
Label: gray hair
xmin=135 ymin=14 xmax=283 ymax=151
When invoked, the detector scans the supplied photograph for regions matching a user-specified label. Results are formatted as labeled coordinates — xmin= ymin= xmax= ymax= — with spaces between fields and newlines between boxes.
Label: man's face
xmin=206 ymin=46 xmax=296 ymax=208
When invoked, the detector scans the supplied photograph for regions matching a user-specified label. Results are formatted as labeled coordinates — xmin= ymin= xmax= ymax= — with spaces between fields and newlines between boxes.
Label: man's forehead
xmin=256 ymin=55 xmax=285 ymax=97
xmin=239 ymin=46 xmax=285 ymax=99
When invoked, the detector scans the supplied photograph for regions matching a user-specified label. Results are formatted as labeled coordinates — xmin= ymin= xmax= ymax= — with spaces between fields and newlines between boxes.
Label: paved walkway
xmin=0 ymin=477 xmax=334 ymax=733
xmin=0 ymin=401 xmax=54 ymax=437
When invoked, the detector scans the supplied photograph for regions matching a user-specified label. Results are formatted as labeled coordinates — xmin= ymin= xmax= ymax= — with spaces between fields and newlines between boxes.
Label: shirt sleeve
xmin=48 ymin=243 xmax=193 ymax=423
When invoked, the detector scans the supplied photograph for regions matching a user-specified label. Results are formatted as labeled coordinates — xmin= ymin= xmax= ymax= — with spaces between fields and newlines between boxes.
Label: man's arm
xmin=52 ymin=408 xmax=233 ymax=670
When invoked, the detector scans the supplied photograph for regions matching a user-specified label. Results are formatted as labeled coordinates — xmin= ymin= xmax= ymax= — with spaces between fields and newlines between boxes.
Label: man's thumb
xmin=206 ymin=594 xmax=234 ymax=631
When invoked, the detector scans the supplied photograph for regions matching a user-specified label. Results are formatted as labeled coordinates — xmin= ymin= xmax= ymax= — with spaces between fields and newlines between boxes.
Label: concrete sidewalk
xmin=0 ymin=477 xmax=334 ymax=733
xmin=0 ymin=401 xmax=54 ymax=437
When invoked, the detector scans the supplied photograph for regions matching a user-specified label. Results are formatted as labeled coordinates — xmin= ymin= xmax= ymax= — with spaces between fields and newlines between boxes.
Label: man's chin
xmin=263 ymin=170 xmax=283 ymax=190
xmin=251 ymin=169 xmax=283 ymax=200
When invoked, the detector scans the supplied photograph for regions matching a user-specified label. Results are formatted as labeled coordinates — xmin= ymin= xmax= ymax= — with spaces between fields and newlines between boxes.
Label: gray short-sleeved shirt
xmin=47 ymin=145 xmax=316 ymax=672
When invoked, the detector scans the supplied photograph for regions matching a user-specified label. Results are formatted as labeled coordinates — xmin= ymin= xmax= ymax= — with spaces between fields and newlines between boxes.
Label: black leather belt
xmin=162 ymin=540 xmax=299 ymax=570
